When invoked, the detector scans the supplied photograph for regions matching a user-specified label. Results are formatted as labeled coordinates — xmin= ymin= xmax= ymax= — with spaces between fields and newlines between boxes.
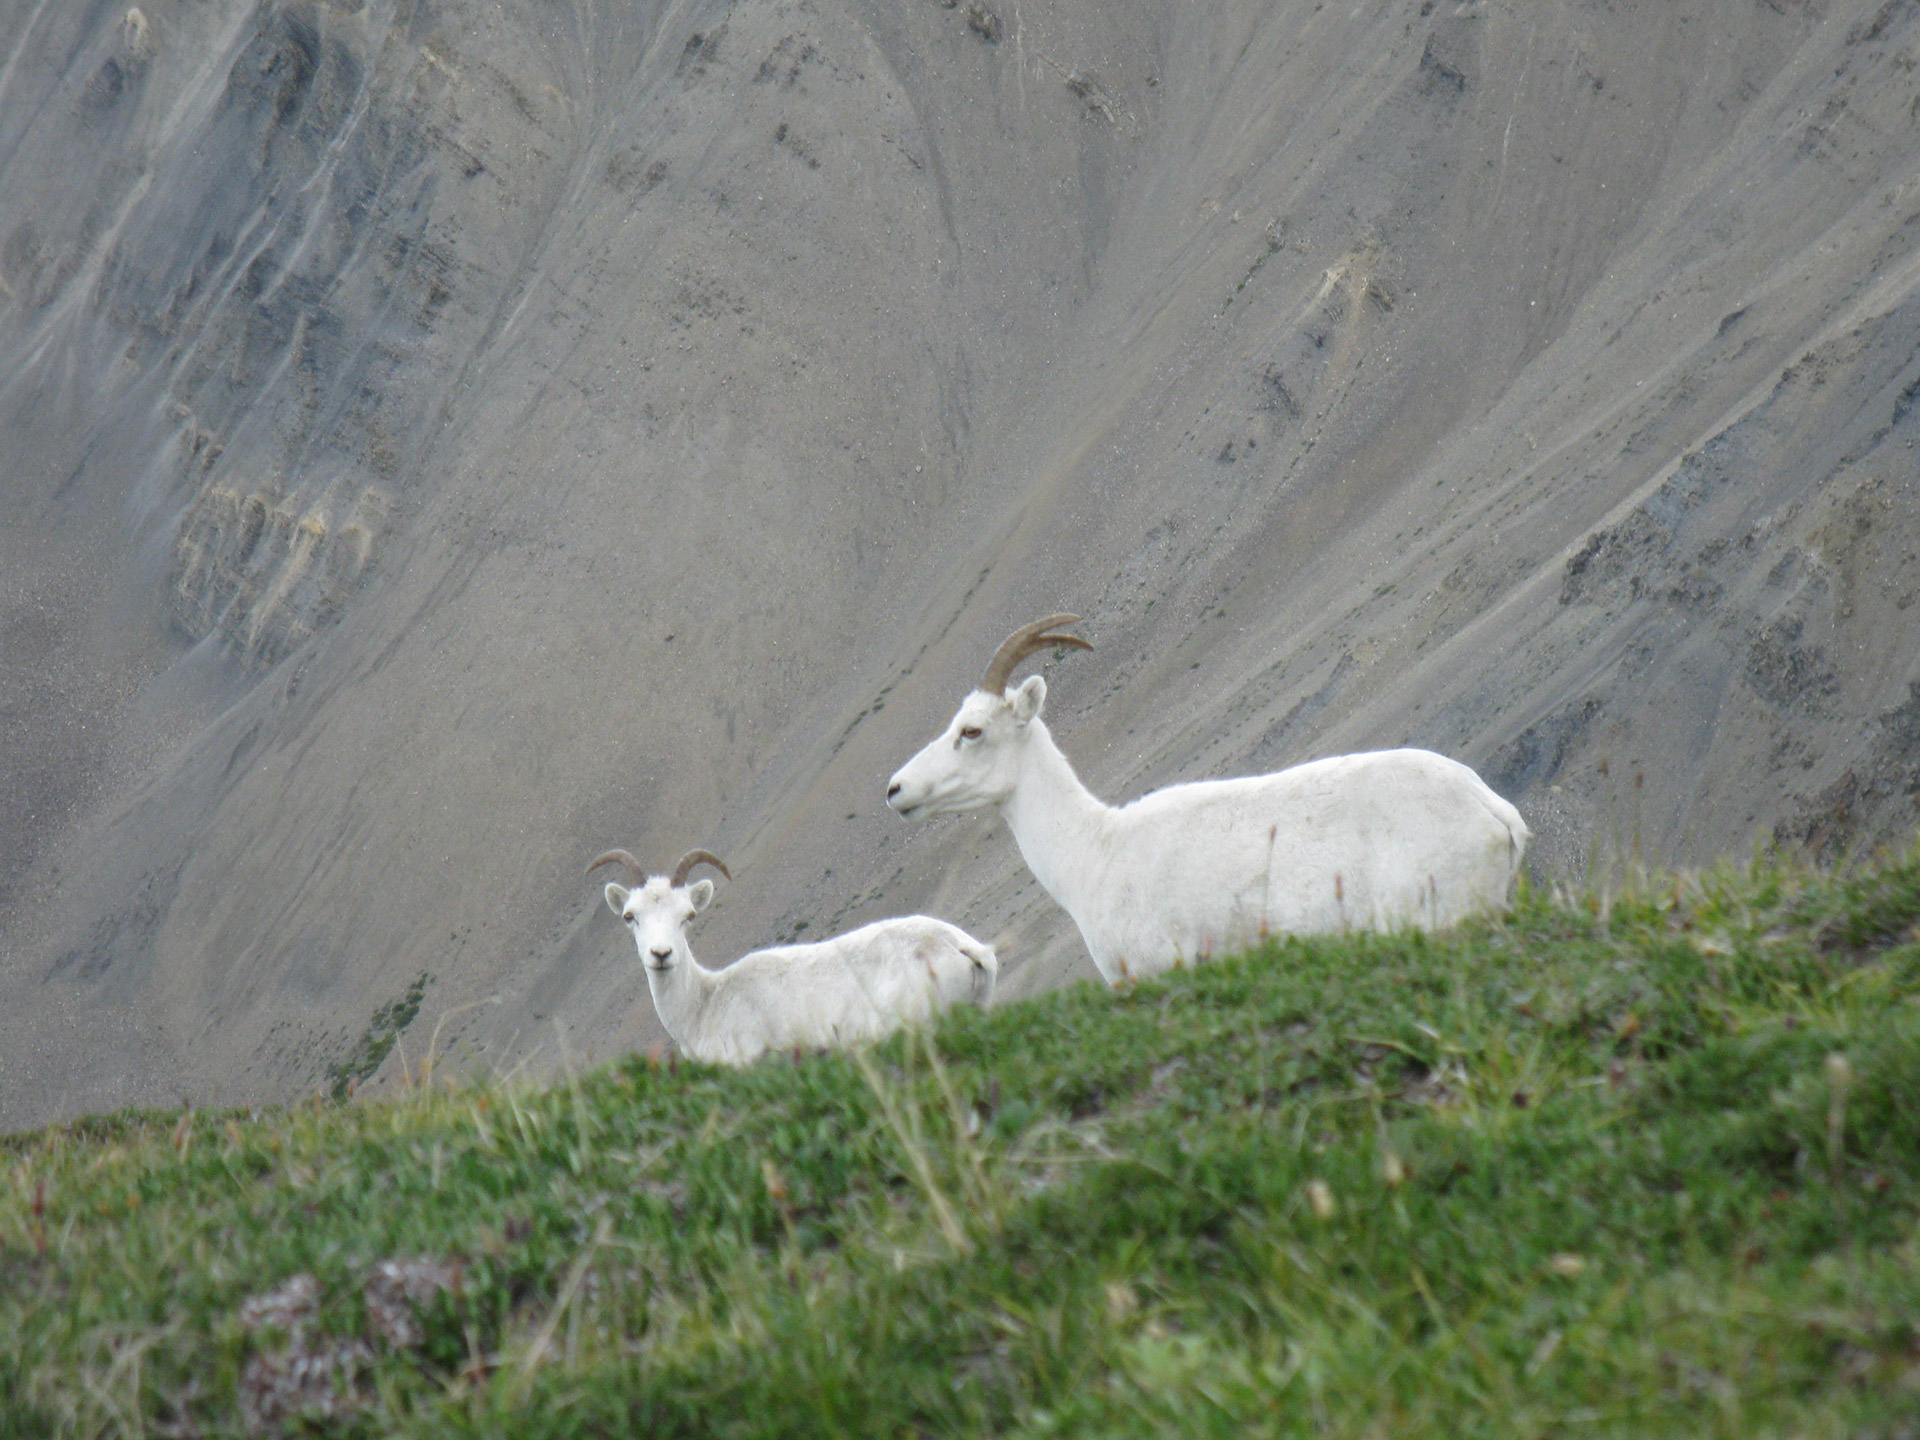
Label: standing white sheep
xmin=590 ymin=848 xmax=997 ymax=1066
xmin=886 ymin=615 xmax=1529 ymax=984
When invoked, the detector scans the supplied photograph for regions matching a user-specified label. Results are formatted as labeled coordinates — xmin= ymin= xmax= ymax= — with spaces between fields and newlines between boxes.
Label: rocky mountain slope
xmin=3 ymin=0 xmax=1917 ymax=1126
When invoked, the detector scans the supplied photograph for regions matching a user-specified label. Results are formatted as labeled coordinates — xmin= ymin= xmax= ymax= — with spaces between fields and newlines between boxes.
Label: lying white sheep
xmin=886 ymin=615 xmax=1530 ymax=984
xmin=589 ymin=848 xmax=997 ymax=1066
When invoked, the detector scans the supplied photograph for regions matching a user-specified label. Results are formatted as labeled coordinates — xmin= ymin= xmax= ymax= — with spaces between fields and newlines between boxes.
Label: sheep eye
xmin=959 ymin=725 xmax=983 ymax=741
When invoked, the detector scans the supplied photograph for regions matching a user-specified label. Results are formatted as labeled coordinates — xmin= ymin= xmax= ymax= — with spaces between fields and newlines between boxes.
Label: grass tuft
xmin=326 ymin=972 xmax=431 ymax=1102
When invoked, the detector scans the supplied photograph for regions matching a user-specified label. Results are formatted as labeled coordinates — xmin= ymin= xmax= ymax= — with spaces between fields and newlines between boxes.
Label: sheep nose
xmin=887 ymin=781 xmax=902 ymax=799
xmin=649 ymin=947 xmax=672 ymax=962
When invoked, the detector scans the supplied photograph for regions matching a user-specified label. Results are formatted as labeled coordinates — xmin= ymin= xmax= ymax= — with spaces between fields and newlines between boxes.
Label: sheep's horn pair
xmin=981 ymin=614 xmax=1093 ymax=696
xmin=587 ymin=848 xmax=732 ymax=887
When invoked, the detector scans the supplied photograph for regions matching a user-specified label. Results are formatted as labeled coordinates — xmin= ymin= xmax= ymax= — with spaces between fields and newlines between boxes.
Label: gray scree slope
xmin=3 ymin=0 xmax=1917 ymax=1128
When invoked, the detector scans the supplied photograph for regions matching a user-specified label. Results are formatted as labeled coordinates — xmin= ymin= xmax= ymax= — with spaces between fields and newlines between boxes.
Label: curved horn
xmin=980 ymin=614 xmax=1093 ymax=695
xmin=671 ymin=849 xmax=732 ymax=887
xmin=586 ymin=849 xmax=648 ymax=886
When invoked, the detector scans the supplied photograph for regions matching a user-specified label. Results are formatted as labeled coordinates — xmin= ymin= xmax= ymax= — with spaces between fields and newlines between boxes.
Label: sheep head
xmin=588 ymin=849 xmax=729 ymax=970
xmin=887 ymin=615 xmax=1091 ymax=818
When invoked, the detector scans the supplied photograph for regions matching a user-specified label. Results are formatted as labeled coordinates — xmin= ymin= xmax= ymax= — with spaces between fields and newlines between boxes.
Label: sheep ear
xmin=687 ymin=878 xmax=715 ymax=912
xmin=604 ymin=882 xmax=629 ymax=914
xmin=1010 ymin=673 xmax=1047 ymax=723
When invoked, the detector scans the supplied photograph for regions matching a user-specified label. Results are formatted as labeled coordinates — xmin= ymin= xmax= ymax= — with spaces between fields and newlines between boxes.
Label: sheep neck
xmin=999 ymin=717 xmax=1114 ymax=924
xmin=644 ymin=943 xmax=723 ymax=1041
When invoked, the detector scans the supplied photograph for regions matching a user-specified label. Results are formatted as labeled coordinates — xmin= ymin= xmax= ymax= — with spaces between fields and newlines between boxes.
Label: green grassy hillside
xmin=6 ymin=850 xmax=1920 ymax=1438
